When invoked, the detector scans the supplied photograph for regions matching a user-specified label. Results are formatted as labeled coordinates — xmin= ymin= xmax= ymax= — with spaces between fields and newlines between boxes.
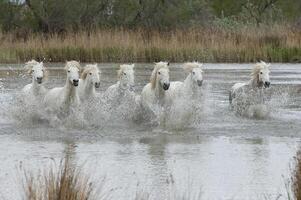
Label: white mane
xmin=117 ymin=64 xmax=134 ymax=79
xmin=81 ymin=64 xmax=99 ymax=80
xmin=150 ymin=62 xmax=169 ymax=89
xmin=251 ymin=61 xmax=270 ymax=84
xmin=24 ymin=59 xmax=48 ymax=79
xmin=183 ymin=62 xmax=203 ymax=73
xmin=24 ymin=60 xmax=41 ymax=73
xmin=65 ymin=60 xmax=81 ymax=71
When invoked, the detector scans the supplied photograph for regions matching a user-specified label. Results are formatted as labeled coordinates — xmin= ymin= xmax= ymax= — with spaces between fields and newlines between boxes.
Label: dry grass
xmin=22 ymin=157 xmax=99 ymax=200
xmin=21 ymin=160 xmax=202 ymax=200
xmin=292 ymin=151 xmax=301 ymax=200
xmin=0 ymin=25 xmax=300 ymax=63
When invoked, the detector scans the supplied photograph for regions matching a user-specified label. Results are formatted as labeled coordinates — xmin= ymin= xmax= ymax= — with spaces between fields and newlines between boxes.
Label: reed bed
xmin=292 ymin=151 xmax=301 ymax=200
xmin=22 ymin=160 xmax=98 ymax=200
xmin=21 ymin=157 xmax=202 ymax=200
xmin=1 ymin=26 xmax=300 ymax=63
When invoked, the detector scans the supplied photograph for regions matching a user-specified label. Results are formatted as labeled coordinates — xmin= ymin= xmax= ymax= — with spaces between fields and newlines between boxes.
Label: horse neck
xmin=64 ymin=79 xmax=79 ymax=103
xmin=154 ymin=79 xmax=165 ymax=99
xmin=82 ymin=79 xmax=95 ymax=96
xmin=31 ymin=78 xmax=43 ymax=95
xmin=249 ymin=76 xmax=263 ymax=89
xmin=118 ymin=79 xmax=128 ymax=90
xmin=184 ymin=74 xmax=196 ymax=94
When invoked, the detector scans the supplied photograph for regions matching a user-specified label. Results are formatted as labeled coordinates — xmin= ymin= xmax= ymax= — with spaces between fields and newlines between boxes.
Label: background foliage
xmin=0 ymin=0 xmax=300 ymax=33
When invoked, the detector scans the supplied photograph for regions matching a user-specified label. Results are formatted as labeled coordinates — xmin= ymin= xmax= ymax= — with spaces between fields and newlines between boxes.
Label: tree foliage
xmin=0 ymin=0 xmax=300 ymax=33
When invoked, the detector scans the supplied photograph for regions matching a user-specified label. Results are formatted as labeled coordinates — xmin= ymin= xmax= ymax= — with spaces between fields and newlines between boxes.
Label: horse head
xmin=118 ymin=64 xmax=135 ymax=90
xmin=81 ymin=64 xmax=101 ymax=88
xmin=25 ymin=60 xmax=47 ymax=84
xmin=65 ymin=61 xmax=81 ymax=87
xmin=151 ymin=62 xmax=170 ymax=91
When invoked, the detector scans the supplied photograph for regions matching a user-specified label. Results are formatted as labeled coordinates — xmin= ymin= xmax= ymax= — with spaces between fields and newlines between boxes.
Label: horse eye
xmin=158 ymin=72 xmax=161 ymax=75
xmin=68 ymin=70 xmax=70 ymax=73
xmin=89 ymin=73 xmax=92 ymax=75
xmin=192 ymin=72 xmax=195 ymax=75
xmin=260 ymin=72 xmax=263 ymax=74
xmin=123 ymin=72 xmax=126 ymax=75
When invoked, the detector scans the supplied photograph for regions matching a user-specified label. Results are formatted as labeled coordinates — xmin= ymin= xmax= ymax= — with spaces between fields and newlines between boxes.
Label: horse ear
xmin=260 ymin=60 xmax=267 ymax=65
xmin=167 ymin=62 xmax=170 ymax=66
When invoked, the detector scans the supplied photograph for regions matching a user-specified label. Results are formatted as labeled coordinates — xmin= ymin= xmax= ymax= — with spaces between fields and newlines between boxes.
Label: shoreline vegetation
xmin=1 ymin=26 xmax=300 ymax=64
xmin=21 ymin=144 xmax=201 ymax=200
xmin=20 ymin=145 xmax=301 ymax=200
xmin=1 ymin=0 xmax=301 ymax=64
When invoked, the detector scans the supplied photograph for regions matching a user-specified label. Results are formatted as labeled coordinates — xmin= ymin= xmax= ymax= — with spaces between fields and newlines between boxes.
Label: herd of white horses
xmin=21 ymin=59 xmax=271 ymax=121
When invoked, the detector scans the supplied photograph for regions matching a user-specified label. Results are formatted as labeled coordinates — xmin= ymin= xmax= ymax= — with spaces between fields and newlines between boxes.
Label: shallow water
xmin=0 ymin=63 xmax=301 ymax=200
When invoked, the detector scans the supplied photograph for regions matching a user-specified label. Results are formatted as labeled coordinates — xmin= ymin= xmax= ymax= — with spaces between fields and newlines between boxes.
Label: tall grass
xmin=292 ymin=151 xmax=301 ymax=200
xmin=22 ymin=151 xmax=103 ymax=200
xmin=0 ymin=25 xmax=300 ymax=63
xmin=21 ymin=158 xmax=202 ymax=200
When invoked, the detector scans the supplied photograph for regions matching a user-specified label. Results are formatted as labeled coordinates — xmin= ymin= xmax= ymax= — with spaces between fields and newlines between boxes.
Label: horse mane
xmin=117 ymin=64 xmax=134 ymax=79
xmin=81 ymin=64 xmax=99 ymax=79
xmin=24 ymin=59 xmax=39 ymax=74
xmin=24 ymin=60 xmax=48 ymax=78
xmin=150 ymin=61 xmax=169 ymax=89
xmin=251 ymin=61 xmax=270 ymax=82
xmin=65 ymin=60 xmax=81 ymax=71
xmin=183 ymin=62 xmax=203 ymax=73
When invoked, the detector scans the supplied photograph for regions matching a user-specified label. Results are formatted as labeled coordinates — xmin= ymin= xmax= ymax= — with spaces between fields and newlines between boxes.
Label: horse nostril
xmin=95 ymin=82 xmax=100 ymax=88
xmin=73 ymin=79 xmax=79 ymax=86
xmin=197 ymin=80 xmax=203 ymax=86
xmin=36 ymin=77 xmax=43 ymax=84
xmin=265 ymin=82 xmax=270 ymax=88
xmin=163 ymin=83 xmax=170 ymax=90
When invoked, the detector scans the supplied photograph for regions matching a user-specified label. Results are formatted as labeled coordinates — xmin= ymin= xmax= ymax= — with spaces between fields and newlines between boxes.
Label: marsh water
xmin=0 ymin=63 xmax=300 ymax=200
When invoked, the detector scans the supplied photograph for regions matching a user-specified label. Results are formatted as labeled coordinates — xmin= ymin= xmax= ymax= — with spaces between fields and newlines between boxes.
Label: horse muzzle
xmin=73 ymin=79 xmax=79 ymax=86
xmin=36 ymin=77 xmax=43 ymax=84
xmin=197 ymin=80 xmax=203 ymax=87
xmin=264 ymin=81 xmax=270 ymax=88
xmin=95 ymin=82 xmax=100 ymax=88
xmin=163 ymin=83 xmax=170 ymax=90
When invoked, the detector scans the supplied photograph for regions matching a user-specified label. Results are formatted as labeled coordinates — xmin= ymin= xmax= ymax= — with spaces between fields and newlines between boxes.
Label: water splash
xmin=157 ymin=84 xmax=213 ymax=130
xmin=2 ymin=82 xmax=298 ymax=131
xmin=230 ymin=86 xmax=294 ymax=120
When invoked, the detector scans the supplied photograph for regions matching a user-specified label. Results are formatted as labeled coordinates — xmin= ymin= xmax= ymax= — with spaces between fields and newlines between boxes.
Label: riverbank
xmin=0 ymin=26 xmax=300 ymax=63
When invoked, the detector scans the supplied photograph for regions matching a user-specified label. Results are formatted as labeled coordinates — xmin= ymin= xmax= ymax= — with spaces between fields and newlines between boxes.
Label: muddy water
xmin=0 ymin=63 xmax=300 ymax=199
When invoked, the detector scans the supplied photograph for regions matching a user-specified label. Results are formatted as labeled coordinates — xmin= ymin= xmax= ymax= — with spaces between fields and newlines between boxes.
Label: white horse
xmin=43 ymin=61 xmax=81 ymax=113
xmin=22 ymin=60 xmax=48 ymax=99
xmin=141 ymin=62 xmax=170 ymax=111
xmin=168 ymin=62 xmax=204 ymax=99
xmin=229 ymin=61 xmax=271 ymax=104
xmin=78 ymin=64 xmax=101 ymax=102
xmin=103 ymin=64 xmax=135 ymax=103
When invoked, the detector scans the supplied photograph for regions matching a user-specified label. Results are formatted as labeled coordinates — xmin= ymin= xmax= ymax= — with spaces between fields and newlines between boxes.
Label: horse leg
xmin=229 ymin=91 xmax=233 ymax=104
